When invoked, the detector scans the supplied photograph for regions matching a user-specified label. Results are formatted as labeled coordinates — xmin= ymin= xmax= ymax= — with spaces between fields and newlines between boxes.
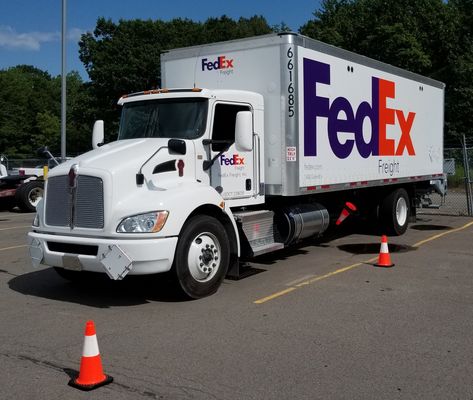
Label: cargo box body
xmin=162 ymin=33 xmax=444 ymax=197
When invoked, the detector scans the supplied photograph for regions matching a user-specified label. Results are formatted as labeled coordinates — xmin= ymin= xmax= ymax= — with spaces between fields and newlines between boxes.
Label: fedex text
xmin=303 ymin=58 xmax=416 ymax=159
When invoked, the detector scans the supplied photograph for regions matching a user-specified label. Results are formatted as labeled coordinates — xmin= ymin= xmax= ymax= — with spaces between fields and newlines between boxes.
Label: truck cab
xmin=29 ymin=88 xmax=268 ymax=298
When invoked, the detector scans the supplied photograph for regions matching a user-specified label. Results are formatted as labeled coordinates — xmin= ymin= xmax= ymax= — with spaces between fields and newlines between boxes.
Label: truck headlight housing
xmin=117 ymin=211 xmax=169 ymax=233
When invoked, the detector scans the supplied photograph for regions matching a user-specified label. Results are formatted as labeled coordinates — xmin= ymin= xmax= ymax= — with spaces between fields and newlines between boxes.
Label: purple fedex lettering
xmin=303 ymin=59 xmax=329 ymax=157
xmin=220 ymin=154 xmax=245 ymax=165
xmin=202 ymin=56 xmax=234 ymax=71
xmin=303 ymin=58 xmax=379 ymax=159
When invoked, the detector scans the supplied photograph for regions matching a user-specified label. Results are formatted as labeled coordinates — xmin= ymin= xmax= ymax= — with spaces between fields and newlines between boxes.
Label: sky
xmin=0 ymin=0 xmax=320 ymax=80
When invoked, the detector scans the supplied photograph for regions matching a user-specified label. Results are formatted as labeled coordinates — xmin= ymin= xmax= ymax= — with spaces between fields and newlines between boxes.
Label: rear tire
xmin=15 ymin=180 xmax=44 ymax=212
xmin=173 ymin=215 xmax=230 ymax=299
xmin=379 ymin=188 xmax=410 ymax=236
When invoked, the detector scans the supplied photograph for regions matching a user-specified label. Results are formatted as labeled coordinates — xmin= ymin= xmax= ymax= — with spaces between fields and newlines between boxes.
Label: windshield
xmin=118 ymin=98 xmax=208 ymax=140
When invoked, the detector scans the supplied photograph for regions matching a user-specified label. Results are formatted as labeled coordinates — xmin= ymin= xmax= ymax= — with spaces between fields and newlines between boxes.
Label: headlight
xmin=33 ymin=213 xmax=40 ymax=227
xmin=117 ymin=211 xmax=169 ymax=233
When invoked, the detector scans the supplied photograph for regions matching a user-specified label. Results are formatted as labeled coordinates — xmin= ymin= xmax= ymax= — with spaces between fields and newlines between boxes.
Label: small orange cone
xmin=374 ymin=235 xmax=394 ymax=267
xmin=336 ymin=202 xmax=357 ymax=225
xmin=69 ymin=320 xmax=113 ymax=391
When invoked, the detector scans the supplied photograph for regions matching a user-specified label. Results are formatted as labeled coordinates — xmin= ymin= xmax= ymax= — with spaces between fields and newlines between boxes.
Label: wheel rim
xmin=28 ymin=187 xmax=44 ymax=207
xmin=396 ymin=196 xmax=408 ymax=227
xmin=187 ymin=231 xmax=221 ymax=282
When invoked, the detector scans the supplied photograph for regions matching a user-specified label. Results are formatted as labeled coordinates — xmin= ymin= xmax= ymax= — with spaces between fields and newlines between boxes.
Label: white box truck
xmin=28 ymin=33 xmax=445 ymax=298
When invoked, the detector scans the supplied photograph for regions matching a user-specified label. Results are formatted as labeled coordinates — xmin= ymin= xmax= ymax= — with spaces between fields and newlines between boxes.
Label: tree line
xmin=1 ymin=0 xmax=472 ymax=157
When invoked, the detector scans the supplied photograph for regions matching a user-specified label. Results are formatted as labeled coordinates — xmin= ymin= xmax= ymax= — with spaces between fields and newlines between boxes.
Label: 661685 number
xmin=287 ymin=47 xmax=295 ymax=118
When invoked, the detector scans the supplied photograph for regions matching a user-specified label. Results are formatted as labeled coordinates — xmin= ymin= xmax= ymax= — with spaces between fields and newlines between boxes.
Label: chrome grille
xmin=45 ymin=175 xmax=104 ymax=229
xmin=45 ymin=176 xmax=70 ymax=226
xmin=74 ymin=176 xmax=104 ymax=228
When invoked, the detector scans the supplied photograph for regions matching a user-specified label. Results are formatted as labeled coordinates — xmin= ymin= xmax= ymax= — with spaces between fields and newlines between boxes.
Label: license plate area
xmin=62 ymin=255 xmax=83 ymax=271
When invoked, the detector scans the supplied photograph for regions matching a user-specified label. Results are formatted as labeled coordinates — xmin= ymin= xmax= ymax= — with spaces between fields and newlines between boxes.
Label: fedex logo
xmin=220 ymin=154 xmax=245 ymax=166
xmin=201 ymin=56 xmax=234 ymax=71
xmin=304 ymin=58 xmax=416 ymax=159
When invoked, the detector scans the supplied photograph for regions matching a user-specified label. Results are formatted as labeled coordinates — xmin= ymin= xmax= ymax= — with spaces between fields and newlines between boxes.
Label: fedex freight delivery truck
xmin=28 ymin=33 xmax=445 ymax=298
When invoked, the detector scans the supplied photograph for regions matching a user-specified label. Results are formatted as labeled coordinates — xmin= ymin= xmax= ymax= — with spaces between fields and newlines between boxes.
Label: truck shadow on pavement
xmin=252 ymin=217 xmax=453 ymax=262
xmin=8 ymin=268 xmax=188 ymax=307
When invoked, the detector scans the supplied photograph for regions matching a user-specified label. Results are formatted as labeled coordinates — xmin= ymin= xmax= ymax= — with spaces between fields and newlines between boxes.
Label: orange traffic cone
xmin=69 ymin=320 xmax=113 ymax=391
xmin=336 ymin=202 xmax=357 ymax=225
xmin=374 ymin=235 xmax=394 ymax=267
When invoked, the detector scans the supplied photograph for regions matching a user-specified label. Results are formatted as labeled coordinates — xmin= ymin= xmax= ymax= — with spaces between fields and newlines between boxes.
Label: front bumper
xmin=27 ymin=231 xmax=178 ymax=279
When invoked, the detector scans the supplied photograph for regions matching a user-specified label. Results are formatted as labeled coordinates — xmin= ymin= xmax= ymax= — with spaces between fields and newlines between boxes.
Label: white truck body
xmin=162 ymin=34 xmax=444 ymax=195
xmin=28 ymin=34 xmax=445 ymax=298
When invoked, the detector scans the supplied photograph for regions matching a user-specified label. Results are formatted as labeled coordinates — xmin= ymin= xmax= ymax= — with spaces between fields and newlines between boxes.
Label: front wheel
xmin=380 ymin=188 xmax=410 ymax=236
xmin=173 ymin=215 xmax=230 ymax=299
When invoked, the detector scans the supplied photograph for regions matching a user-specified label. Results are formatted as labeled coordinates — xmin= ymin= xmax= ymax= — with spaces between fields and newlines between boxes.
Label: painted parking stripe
xmin=0 ymin=225 xmax=30 ymax=231
xmin=0 ymin=245 xmax=28 ymax=252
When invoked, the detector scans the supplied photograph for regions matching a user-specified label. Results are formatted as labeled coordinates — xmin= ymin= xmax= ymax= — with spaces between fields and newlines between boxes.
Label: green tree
xmin=0 ymin=66 xmax=56 ymax=157
xmin=35 ymin=111 xmax=60 ymax=150
xmin=0 ymin=66 xmax=92 ymax=157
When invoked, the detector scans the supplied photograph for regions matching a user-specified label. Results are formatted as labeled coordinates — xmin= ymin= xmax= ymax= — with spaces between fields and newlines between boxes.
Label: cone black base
xmin=374 ymin=262 xmax=395 ymax=268
xmin=68 ymin=374 xmax=113 ymax=391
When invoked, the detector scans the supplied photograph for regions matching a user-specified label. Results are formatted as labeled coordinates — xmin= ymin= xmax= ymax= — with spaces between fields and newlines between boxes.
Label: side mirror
xmin=168 ymin=139 xmax=187 ymax=155
xmin=92 ymin=120 xmax=104 ymax=149
xmin=235 ymin=111 xmax=253 ymax=152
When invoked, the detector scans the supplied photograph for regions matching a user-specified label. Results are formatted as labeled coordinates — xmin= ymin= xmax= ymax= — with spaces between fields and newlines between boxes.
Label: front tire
xmin=173 ymin=215 xmax=230 ymax=299
xmin=380 ymin=188 xmax=410 ymax=236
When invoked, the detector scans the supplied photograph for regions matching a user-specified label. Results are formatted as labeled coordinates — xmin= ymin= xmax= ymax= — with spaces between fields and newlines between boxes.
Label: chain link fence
xmin=418 ymin=140 xmax=473 ymax=217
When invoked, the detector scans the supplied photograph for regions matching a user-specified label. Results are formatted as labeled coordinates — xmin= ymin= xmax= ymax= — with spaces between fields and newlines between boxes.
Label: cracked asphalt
xmin=0 ymin=209 xmax=472 ymax=399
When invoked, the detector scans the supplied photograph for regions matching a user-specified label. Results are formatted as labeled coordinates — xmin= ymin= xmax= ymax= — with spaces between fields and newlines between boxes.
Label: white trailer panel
xmin=161 ymin=34 xmax=444 ymax=196
xmin=297 ymin=46 xmax=444 ymax=188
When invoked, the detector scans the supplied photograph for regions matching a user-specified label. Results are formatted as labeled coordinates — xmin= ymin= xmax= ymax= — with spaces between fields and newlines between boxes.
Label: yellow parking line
xmin=0 ymin=225 xmax=30 ymax=231
xmin=253 ymin=287 xmax=297 ymax=304
xmin=413 ymin=220 xmax=473 ymax=247
xmin=254 ymin=220 xmax=473 ymax=305
xmin=294 ymin=260 xmax=376 ymax=288
xmin=0 ymin=244 xmax=28 ymax=252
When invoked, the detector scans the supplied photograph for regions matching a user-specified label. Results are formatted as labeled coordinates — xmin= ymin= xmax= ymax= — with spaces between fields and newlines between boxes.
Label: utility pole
xmin=462 ymin=134 xmax=472 ymax=216
xmin=61 ymin=0 xmax=67 ymax=161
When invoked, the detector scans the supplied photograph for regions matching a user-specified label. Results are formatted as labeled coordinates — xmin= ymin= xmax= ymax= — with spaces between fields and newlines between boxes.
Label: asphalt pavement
xmin=0 ymin=209 xmax=472 ymax=399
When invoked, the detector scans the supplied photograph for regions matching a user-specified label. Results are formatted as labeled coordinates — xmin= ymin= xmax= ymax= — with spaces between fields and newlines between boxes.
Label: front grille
xmin=47 ymin=241 xmax=98 ymax=256
xmin=45 ymin=175 xmax=104 ymax=229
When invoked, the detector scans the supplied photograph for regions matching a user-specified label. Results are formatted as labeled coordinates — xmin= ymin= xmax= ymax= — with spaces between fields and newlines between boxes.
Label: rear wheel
xmin=173 ymin=215 xmax=230 ymax=299
xmin=380 ymin=188 xmax=410 ymax=236
xmin=15 ymin=180 xmax=44 ymax=212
